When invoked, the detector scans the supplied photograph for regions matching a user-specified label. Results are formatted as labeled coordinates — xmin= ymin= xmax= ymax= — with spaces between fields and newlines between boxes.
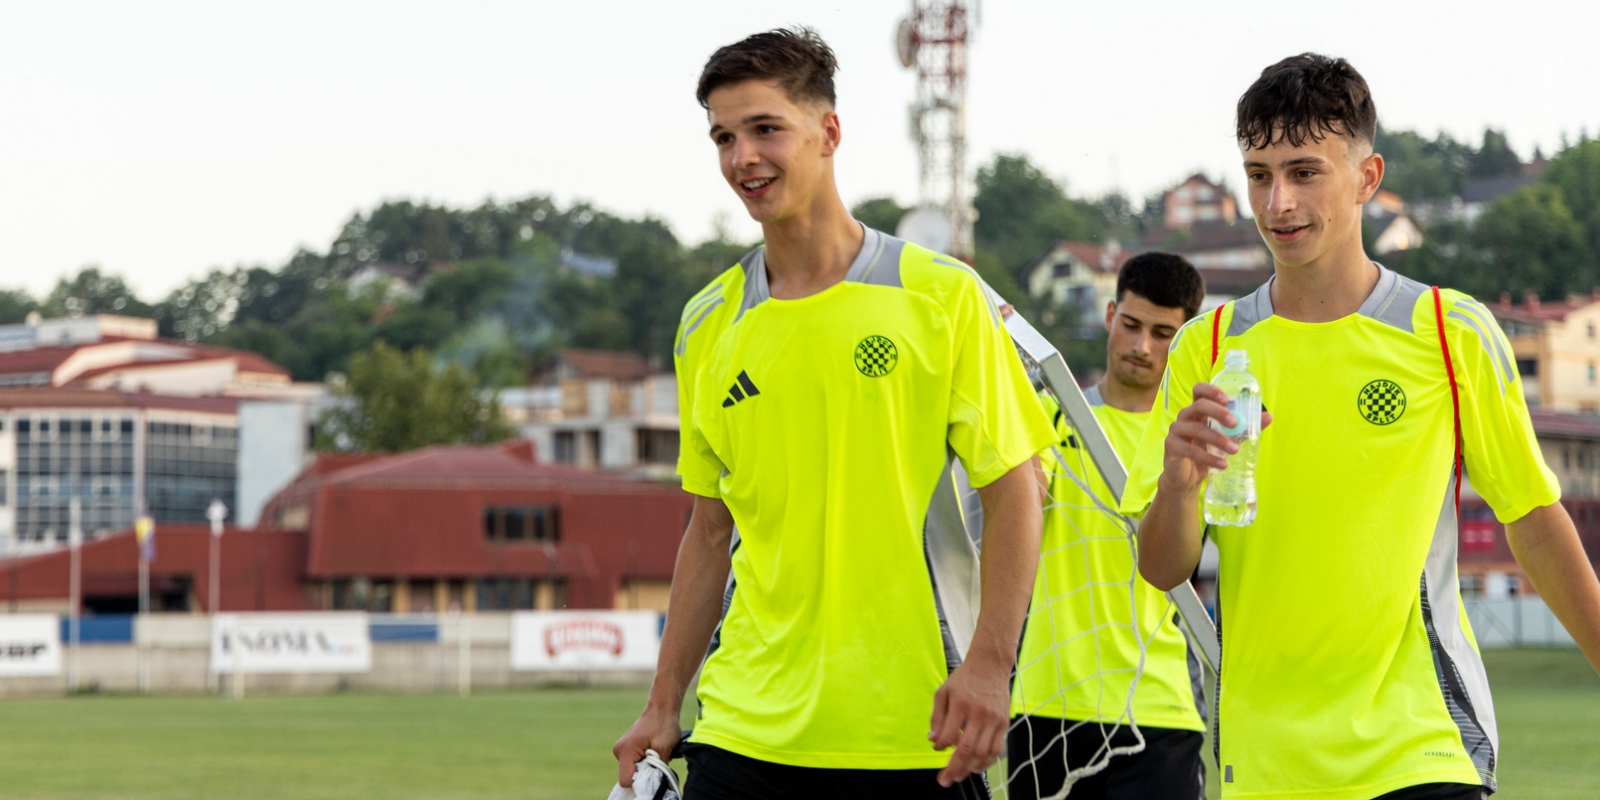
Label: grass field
xmin=0 ymin=649 xmax=1591 ymax=799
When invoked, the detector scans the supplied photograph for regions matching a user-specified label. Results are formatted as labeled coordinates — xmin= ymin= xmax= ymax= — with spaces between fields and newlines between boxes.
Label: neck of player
xmin=1097 ymin=374 xmax=1156 ymax=415
xmin=760 ymin=186 xmax=864 ymax=301
xmin=1269 ymin=228 xmax=1380 ymax=323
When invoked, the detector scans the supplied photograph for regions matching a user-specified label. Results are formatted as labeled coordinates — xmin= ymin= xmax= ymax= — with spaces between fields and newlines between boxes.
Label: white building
xmin=503 ymin=349 xmax=678 ymax=477
xmin=0 ymin=315 xmax=323 ymax=548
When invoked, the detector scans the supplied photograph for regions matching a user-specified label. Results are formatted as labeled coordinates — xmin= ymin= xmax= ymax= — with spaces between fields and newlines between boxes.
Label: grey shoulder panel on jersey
xmin=845 ymin=226 xmax=905 ymax=288
xmin=1226 ymin=280 xmax=1275 ymax=337
xmin=1082 ymin=383 xmax=1105 ymax=407
xmin=1358 ymin=264 xmax=1427 ymax=333
xmin=733 ymin=247 xmax=770 ymax=323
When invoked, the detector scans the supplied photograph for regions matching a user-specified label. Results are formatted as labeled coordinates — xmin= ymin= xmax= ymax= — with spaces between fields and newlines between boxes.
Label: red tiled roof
xmin=1197 ymin=267 xmax=1273 ymax=297
xmin=0 ymin=525 xmax=310 ymax=612
xmin=1487 ymin=297 xmax=1590 ymax=325
xmin=0 ymin=388 xmax=238 ymax=414
xmin=1143 ymin=221 xmax=1264 ymax=253
xmin=1529 ymin=411 xmax=1600 ymax=440
xmin=0 ymin=346 xmax=82 ymax=375
xmin=1054 ymin=242 xmax=1133 ymax=274
xmin=260 ymin=440 xmax=692 ymax=605
xmin=196 ymin=346 xmax=291 ymax=377
xmin=551 ymin=349 xmax=651 ymax=382
xmin=0 ymin=336 xmax=290 ymax=383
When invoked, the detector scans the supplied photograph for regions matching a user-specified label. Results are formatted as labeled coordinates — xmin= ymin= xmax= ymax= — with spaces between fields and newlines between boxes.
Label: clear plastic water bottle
xmin=1204 ymin=349 xmax=1261 ymax=526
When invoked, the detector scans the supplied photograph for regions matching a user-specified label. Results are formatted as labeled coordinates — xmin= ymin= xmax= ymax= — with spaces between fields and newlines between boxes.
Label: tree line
xmin=4 ymin=127 xmax=1596 ymax=450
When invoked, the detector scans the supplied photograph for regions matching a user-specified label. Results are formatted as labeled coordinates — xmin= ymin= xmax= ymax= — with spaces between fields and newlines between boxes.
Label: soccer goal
xmin=966 ymin=308 xmax=1219 ymax=800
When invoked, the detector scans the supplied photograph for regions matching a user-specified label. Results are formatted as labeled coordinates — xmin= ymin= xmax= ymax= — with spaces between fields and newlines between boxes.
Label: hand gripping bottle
xmin=1204 ymin=349 xmax=1261 ymax=526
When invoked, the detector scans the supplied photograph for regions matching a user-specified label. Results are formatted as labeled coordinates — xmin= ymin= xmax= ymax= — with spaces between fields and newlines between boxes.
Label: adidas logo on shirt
xmin=721 ymin=370 xmax=761 ymax=407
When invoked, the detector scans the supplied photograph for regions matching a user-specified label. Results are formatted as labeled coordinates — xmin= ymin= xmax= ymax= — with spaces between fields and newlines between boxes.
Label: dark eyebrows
xmin=709 ymin=113 xmax=786 ymax=137
xmin=1243 ymin=156 xmax=1329 ymax=170
xmin=1116 ymin=310 xmax=1179 ymax=334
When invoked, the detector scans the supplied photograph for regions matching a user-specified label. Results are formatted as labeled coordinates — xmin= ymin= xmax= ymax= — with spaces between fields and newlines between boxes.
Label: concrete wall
xmin=1465 ymin=597 xmax=1578 ymax=649
xmin=237 ymin=400 xmax=311 ymax=527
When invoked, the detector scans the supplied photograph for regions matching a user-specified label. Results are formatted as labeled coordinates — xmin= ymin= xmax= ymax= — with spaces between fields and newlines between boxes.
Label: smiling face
xmin=707 ymin=79 xmax=839 ymax=225
xmin=1104 ymin=291 xmax=1187 ymax=391
xmin=1242 ymin=132 xmax=1384 ymax=270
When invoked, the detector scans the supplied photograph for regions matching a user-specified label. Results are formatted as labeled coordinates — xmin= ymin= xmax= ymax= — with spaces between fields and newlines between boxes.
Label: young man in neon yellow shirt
xmin=613 ymin=29 xmax=1055 ymax=799
xmin=1010 ymin=253 xmax=1208 ymax=799
xmin=1127 ymin=54 xmax=1600 ymax=800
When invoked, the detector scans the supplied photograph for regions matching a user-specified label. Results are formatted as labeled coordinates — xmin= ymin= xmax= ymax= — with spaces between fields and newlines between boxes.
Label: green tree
xmin=43 ymin=267 xmax=152 ymax=318
xmin=153 ymin=268 xmax=249 ymax=342
xmin=316 ymin=341 xmax=513 ymax=452
xmin=1467 ymin=184 xmax=1589 ymax=299
xmin=0 ymin=289 xmax=39 ymax=325
xmin=974 ymin=154 xmax=1106 ymax=281
xmin=851 ymin=197 xmax=909 ymax=234
xmin=1469 ymin=129 xmax=1523 ymax=180
xmin=1374 ymin=125 xmax=1470 ymax=201
xmin=1542 ymin=139 xmax=1600 ymax=255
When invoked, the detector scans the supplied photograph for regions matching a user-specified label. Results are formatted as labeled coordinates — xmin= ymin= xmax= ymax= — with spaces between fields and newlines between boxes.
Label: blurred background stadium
xmin=0 ymin=0 xmax=1597 ymax=797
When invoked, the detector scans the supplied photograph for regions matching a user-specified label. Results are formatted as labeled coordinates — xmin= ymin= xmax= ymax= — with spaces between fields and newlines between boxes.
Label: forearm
xmin=1506 ymin=502 xmax=1600 ymax=672
xmin=969 ymin=461 xmax=1042 ymax=668
xmin=645 ymin=498 xmax=734 ymax=713
xmin=1138 ymin=481 xmax=1204 ymax=591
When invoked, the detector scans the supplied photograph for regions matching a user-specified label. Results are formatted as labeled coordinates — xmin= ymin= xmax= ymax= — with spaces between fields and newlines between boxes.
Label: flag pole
xmin=206 ymin=499 xmax=227 ymax=694
xmin=68 ymin=498 xmax=82 ymax=693
xmin=134 ymin=509 xmax=154 ymax=695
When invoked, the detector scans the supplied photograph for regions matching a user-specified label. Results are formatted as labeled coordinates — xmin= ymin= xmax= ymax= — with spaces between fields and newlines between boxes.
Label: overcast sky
xmin=2 ymin=0 xmax=1597 ymax=299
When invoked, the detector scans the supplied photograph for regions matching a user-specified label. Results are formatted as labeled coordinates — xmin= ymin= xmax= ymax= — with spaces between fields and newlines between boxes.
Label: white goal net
xmin=956 ymin=310 xmax=1220 ymax=799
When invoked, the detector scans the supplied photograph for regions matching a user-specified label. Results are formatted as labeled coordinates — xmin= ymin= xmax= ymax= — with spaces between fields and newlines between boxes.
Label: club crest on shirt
xmin=854 ymin=335 xmax=898 ymax=377
xmin=1358 ymin=379 xmax=1406 ymax=425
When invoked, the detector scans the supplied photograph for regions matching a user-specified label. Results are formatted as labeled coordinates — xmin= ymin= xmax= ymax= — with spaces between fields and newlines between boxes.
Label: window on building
xmin=1516 ymin=359 xmax=1537 ymax=377
xmin=1459 ymin=574 xmax=1484 ymax=597
xmin=1589 ymin=322 xmax=1595 ymax=340
xmin=553 ymin=431 xmax=577 ymax=464
xmin=637 ymin=429 xmax=680 ymax=466
xmin=476 ymin=578 xmax=536 ymax=610
xmin=1590 ymin=362 xmax=1597 ymax=385
xmin=483 ymin=505 xmax=561 ymax=543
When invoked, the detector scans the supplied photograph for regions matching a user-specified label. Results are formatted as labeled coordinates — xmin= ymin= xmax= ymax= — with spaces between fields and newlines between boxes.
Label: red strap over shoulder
xmin=1432 ymin=286 xmax=1463 ymax=512
xmin=1210 ymin=305 xmax=1225 ymax=366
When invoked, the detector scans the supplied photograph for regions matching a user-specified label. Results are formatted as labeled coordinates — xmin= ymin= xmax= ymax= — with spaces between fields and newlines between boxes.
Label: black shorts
xmin=1371 ymin=783 xmax=1487 ymax=800
xmin=1005 ymin=717 xmax=1204 ymax=800
xmin=682 ymin=742 xmax=991 ymax=800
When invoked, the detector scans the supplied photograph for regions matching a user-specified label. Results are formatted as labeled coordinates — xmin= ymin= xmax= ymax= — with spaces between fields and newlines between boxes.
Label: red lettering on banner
xmin=543 ymin=620 xmax=625 ymax=657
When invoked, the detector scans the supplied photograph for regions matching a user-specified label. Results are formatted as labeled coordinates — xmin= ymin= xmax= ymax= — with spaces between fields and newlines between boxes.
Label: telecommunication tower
xmin=895 ymin=1 xmax=977 ymax=262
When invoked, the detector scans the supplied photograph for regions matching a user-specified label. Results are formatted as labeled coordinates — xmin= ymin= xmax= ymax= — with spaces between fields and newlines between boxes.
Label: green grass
xmin=0 ymin=649 xmax=1590 ymax=799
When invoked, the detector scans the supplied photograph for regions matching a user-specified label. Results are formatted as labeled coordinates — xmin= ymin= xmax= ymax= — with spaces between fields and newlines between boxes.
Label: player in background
xmin=1010 ymin=253 xmax=1208 ymax=799
xmin=613 ymin=28 xmax=1055 ymax=799
xmin=1126 ymin=54 xmax=1600 ymax=800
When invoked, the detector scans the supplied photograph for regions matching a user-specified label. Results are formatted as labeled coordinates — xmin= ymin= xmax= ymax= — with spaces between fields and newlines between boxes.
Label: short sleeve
xmin=679 ymin=372 xmax=726 ymax=499
xmin=674 ymin=272 xmax=738 ymax=490
xmin=1121 ymin=312 xmax=1214 ymax=517
xmin=1445 ymin=294 xmax=1560 ymax=521
xmin=945 ymin=278 xmax=1056 ymax=488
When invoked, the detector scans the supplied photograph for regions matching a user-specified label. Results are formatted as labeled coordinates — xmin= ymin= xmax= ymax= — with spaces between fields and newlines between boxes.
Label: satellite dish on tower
xmin=896 ymin=206 xmax=953 ymax=254
xmin=896 ymin=18 xmax=917 ymax=68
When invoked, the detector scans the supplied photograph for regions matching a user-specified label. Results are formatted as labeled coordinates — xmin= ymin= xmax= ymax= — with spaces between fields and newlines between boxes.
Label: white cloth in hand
xmin=606 ymin=749 xmax=681 ymax=800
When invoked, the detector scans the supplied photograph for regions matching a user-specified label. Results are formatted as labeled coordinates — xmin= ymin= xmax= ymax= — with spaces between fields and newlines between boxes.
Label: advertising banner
xmin=212 ymin=613 xmax=372 ymax=674
xmin=0 ymin=615 xmax=61 ymax=677
xmin=511 ymin=611 xmax=661 ymax=671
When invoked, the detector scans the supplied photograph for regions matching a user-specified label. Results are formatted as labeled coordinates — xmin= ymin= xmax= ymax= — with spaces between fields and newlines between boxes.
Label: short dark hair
xmin=1236 ymin=53 xmax=1376 ymax=150
xmin=696 ymin=28 xmax=839 ymax=110
xmin=1116 ymin=252 xmax=1205 ymax=320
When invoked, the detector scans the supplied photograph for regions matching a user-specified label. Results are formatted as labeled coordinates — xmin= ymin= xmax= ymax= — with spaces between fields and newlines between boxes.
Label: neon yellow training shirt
xmin=1121 ymin=267 xmax=1559 ymax=799
xmin=677 ymin=226 xmax=1056 ymax=768
xmin=1012 ymin=387 xmax=1205 ymax=733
